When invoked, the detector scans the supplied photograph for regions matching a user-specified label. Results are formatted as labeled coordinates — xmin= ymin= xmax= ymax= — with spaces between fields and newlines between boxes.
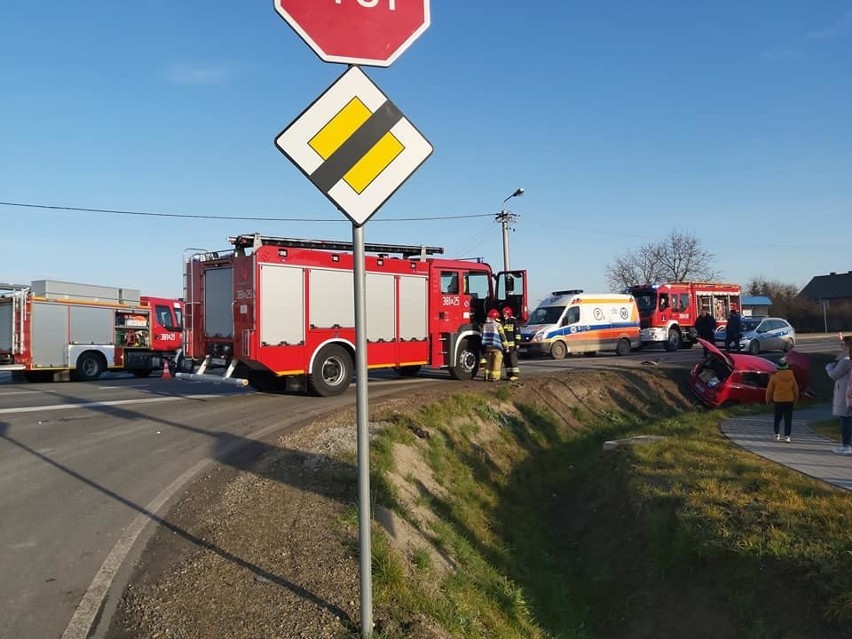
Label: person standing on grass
xmin=766 ymin=358 xmax=799 ymax=443
xmin=826 ymin=336 xmax=852 ymax=455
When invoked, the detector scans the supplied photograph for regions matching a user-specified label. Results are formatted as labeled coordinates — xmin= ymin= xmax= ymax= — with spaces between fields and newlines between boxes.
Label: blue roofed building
xmin=741 ymin=295 xmax=772 ymax=317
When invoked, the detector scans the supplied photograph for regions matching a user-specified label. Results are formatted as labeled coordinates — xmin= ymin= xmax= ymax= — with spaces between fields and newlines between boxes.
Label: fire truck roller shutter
xmin=366 ymin=273 xmax=395 ymax=341
xmin=204 ymin=267 xmax=234 ymax=338
xmin=31 ymin=302 xmax=67 ymax=366
xmin=0 ymin=302 xmax=12 ymax=351
xmin=260 ymin=265 xmax=304 ymax=345
xmin=399 ymin=275 xmax=427 ymax=340
xmin=310 ymin=270 xmax=355 ymax=329
xmin=70 ymin=306 xmax=114 ymax=344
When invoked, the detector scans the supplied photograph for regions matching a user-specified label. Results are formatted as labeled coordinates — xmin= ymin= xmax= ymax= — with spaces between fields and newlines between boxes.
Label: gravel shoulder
xmin=105 ymin=387 xmax=463 ymax=639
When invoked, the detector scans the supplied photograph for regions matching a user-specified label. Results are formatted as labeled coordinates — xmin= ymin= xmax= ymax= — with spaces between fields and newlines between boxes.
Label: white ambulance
xmin=518 ymin=290 xmax=641 ymax=358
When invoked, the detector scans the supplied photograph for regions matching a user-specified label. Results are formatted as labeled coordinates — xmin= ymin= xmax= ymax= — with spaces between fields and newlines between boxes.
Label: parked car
xmin=714 ymin=316 xmax=796 ymax=354
xmin=689 ymin=339 xmax=810 ymax=408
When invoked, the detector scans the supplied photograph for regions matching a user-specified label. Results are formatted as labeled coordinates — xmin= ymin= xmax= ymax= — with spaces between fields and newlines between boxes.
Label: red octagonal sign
xmin=274 ymin=0 xmax=430 ymax=68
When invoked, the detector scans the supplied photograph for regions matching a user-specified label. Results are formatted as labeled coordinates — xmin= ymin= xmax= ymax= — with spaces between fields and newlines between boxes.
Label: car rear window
xmin=741 ymin=371 xmax=770 ymax=388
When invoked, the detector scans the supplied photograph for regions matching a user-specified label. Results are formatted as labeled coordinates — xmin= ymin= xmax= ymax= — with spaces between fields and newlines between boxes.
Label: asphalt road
xmin=0 ymin=332 xmax=839 ymax=639
xmin=0 ymin=373 xmax=443 ymax=639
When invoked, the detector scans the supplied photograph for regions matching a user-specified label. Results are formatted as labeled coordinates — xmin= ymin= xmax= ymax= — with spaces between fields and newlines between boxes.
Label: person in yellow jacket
xmin=765 ymin=358 xmax=799 ymax=443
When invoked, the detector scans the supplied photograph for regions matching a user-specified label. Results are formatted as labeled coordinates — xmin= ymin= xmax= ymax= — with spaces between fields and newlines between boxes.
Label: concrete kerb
xmin=720 ymin=404 xmax=852 ymax=492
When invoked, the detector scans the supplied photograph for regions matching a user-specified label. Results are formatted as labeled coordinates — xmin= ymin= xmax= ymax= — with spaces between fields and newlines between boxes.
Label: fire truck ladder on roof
xmin=228 ymin=234 xmax=445 ymax=259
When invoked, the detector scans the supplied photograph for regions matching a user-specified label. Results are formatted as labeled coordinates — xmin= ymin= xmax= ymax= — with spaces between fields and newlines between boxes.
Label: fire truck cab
xmin=628 ymin=282 xmax=742 ymax=351
xmin=178 ymin=234 xmax=527 ymax=396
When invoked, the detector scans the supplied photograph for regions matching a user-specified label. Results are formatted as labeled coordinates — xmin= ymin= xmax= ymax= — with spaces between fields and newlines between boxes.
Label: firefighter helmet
xmin=487 ymin=309 xmax=500 ymax=320
xmin=502 ymin=306 xmax=513 ymax=318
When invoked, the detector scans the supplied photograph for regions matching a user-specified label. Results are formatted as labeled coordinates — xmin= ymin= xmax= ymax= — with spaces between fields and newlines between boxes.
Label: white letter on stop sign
xmin=335 ymin=0 xmax=397 ymax=9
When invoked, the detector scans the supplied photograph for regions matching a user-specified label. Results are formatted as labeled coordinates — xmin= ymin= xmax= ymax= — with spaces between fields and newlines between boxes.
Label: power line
xmin=0 ymin=200 xmax=493 ymax=223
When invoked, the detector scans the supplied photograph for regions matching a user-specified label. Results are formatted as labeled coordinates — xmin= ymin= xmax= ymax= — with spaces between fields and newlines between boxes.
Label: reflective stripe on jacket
xmin=503 ymin=317 xmax=521 ymax=349
xmin=481 ymin=319 xmax=507 ymax=350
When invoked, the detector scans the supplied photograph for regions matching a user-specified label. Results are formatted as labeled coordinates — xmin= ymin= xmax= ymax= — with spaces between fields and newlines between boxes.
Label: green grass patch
xmin=363 ymin=370 xmax=852 ymax=639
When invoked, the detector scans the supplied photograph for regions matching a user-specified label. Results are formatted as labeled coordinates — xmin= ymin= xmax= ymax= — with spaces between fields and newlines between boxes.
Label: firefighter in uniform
xmin=480 ymin=309 xmax=507 ymax=381
xmin=501 ymin=306 xmax=521 ymax=381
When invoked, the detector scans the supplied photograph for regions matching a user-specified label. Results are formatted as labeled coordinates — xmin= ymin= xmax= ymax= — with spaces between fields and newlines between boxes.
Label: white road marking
xmin=59 ymin=459 xmax=208 ymax=639
xmin=7 ymin=540 xmax=38 ymax=550
xmin=0 ymin=395 xmax=218 ymax=415
xmin=2 ymin=378 xmax=437 ymax=416
xmin=60 ymin=419 xmax=294 ymax=639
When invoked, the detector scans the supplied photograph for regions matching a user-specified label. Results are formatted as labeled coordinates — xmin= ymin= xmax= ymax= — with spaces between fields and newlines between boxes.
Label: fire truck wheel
xmin=309 ymin=344 xmax=353 ymax=397
xmin=549 ymin=341 xmax=567 ymax=360
xmin=664 ymin=329 xmax=681 ymax=352
xmin=394 ymin=365 xmax=422 ymax=377
xmin=74 ymin=352 xmax=105 ymax=381
xmin=616 ymin=338 xmax=631 ymax=356
xmin=449 ymin=338 xmax=478 ymax=380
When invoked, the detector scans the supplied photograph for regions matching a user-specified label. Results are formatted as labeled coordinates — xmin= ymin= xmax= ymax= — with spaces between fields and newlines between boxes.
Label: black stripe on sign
xmin=309 ymin=100 xmax=404 ymax=194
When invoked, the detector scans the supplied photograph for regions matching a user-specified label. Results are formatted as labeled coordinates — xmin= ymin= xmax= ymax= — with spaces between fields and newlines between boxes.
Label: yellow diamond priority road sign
xmin=275 ymin=66 xmax=433 ymax=226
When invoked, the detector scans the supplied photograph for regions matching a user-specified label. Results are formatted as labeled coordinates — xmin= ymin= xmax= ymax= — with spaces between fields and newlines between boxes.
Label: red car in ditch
xmin=689 ymin=339 xmax=811 ymax=408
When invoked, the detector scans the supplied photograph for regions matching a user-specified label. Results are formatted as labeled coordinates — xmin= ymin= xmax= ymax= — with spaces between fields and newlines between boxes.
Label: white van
xmin=518 ymin=290 xmax=641 ymax=359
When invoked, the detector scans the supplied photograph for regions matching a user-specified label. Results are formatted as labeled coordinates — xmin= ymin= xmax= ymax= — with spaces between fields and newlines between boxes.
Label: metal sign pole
xmin=352 ymin=221 xmax=374 ymax=638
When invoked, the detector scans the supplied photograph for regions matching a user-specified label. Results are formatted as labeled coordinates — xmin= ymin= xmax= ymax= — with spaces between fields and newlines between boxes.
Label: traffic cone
xmin=161 ymin=359 xmax=172 ymax=380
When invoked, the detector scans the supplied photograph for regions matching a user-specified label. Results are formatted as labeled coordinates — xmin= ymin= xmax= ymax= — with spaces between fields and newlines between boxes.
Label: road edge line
xmin=60 ymin=458 xmax=209 ymax=639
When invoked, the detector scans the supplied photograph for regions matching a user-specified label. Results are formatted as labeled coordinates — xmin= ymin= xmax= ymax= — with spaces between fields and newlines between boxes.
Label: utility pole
xmin=496 ymin=187 xmax=524 ymax=272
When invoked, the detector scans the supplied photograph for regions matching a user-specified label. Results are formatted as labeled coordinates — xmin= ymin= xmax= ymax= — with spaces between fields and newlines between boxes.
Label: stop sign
xmin=274 ymin=0 xmax=430 ymax=67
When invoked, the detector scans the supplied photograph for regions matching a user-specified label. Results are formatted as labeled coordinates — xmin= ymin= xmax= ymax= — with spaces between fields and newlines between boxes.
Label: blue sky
xmin=1 ymin=1 xmax=849 ymax=304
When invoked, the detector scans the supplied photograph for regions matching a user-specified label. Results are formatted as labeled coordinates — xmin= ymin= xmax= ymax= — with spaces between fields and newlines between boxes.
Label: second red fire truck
xmin=0 ymin=280 xmax=183 ymax=381
xmin=177 ymin=234 xmax=528 ymax=396
xmin=627 ymin=281 xmax=742 ymax=351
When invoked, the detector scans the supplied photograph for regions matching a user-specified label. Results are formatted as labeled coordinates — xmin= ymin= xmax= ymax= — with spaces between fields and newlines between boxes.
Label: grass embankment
xmin=354 ymin=364 xmax=852 ymax=639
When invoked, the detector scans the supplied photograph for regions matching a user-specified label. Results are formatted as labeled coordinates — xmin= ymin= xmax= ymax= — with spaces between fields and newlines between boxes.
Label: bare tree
xmin=605 ymin=229 xmax=720 ymax=291
xmin=746 ymin=276 xmax=811 ymax=324
xmin=746 ymin=277 xmax=799 ymax=306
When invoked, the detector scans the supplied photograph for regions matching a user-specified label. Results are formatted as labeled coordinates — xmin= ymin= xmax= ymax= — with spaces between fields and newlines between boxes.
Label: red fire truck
xmin=177 ymin=234 xmax=528 ymax=396
xmin=627 ymin=282 xmax=742 ymax=351
xmin=0 ymin=280 xmax=183 ymax=382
